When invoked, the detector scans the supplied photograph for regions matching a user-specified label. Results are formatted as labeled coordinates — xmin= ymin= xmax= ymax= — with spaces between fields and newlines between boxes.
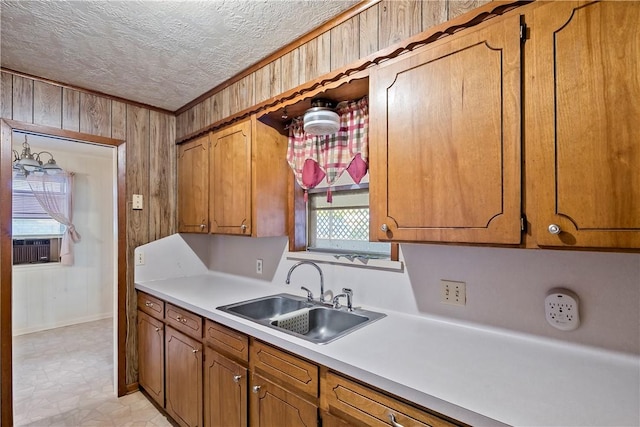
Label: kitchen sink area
xmin=217 ymin=293 xmax=386 ymax=344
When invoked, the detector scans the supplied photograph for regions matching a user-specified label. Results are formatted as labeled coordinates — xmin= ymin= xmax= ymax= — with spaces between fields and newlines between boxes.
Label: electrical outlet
xmin=440 ymin=280 xmax=466 ymax=306
xmin=545 ymin=288 xmax=580 ymax=331
xmin=256 ymin=259 xmax=263 ymax=275
xmin=135 ymin=250 xmax=145 ymax=266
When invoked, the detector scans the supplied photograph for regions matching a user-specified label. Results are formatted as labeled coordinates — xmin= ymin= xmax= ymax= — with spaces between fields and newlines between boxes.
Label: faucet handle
xmin=300 ymin=286 xmax=314 ymax=301
xmin=342 ymin=288 xmax=354 ymax=311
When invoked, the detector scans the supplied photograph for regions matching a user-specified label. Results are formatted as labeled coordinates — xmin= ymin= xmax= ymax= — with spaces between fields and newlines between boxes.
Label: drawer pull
xmin=252 ymin=385 xmax=261 ymax=393
xmin=154 ymin=327 xmax=160 ymax=332
xmin=233 ymin=375 xmax=242 ymax=383
xmin=145 ymin=301 xmax=154 ymax=307
xmin=388 ymin=413 xmax=409 ymax=427
xmin=181 ymin=318 xmax=188 ymax=323
xmin=176 ymin=315 xmax=182 ymax=321
xmin=192 ymin=349 xmax=199 ymax=353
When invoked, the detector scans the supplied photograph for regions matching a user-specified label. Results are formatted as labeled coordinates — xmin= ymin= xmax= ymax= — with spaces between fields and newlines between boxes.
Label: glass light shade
xmin=43 ymin=159 xmax=62 ymax=174
xmin=19 ymin=157 xmax=40 ymax=171
xmin=303 ymin=107 xmax=340 ymax=135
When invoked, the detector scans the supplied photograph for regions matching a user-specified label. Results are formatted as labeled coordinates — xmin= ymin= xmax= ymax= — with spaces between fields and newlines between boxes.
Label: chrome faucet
xmin=332 ymin=288 xmax=354 ymax=311
xmin=285 ymin=261 xmax=326 ymax=302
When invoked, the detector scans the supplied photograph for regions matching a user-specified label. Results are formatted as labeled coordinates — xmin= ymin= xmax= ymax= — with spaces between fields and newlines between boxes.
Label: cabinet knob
xmin=252 ymin=385 xmax=261 ymax=394
xmin=154 ymin=327 xmax=160 ymax=332
xmin=381 ymin=223 xmax=389 ymax=232
xmin=176 ymin=315 xmax=182 ymax=321
xmin=388 ymin=413 xmax=407 ymax=427
xmin=548 ymin=224 xmax=562 ymax=235
xmin=200 ymin=224 xmax=205 ymax=230
xmin=192 ymin=349 xmax=199 ymax=353
xmin=145 ymin=301 xmax=153 ymax=307
xmin=233 ymin=375 xmax=242 ymax=383
xmin=241 ymin=224 xmax=247 ymax=232
xmin=182 ymin=318 xmax=187 ymax=323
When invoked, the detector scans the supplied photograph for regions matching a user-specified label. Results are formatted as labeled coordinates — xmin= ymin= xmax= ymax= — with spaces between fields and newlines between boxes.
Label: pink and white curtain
xmin=27 ymin=172 xmax=81 ymax=266
xmin=287 ymin=96 xmax=368 ymax=202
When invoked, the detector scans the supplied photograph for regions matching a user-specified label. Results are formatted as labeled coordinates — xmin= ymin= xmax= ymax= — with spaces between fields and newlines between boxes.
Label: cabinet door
xmin=370 ymin=14 xmax=522 ymax=244
xmin=249 ymin=373 xmax=317 ymax=427
xmin=137 ymin=310 xmax=164 ymax=407
xmin=178 ymin=134 xmax=210 ymax=233
xmin=210 ymin=120 xmax=252 ymax=235
xmin=166 ymin=326 xmax=203 ymax=427
xmin=204 ymin=347 xmax=247 ymax=427
xmin=527 ymin=1 xmax=640 ymax=248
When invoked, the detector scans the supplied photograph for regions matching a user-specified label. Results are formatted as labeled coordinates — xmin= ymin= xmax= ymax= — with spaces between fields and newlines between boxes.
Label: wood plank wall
xmin=0 ymin=71 xmax=176 ymax=386
xmin=175 ymin=0 xmax=489 ymax=140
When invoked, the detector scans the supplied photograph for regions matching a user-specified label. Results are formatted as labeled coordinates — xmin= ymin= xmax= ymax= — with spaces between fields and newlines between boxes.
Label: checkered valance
xmin=287 ymin=96 xmax=368 ymax=202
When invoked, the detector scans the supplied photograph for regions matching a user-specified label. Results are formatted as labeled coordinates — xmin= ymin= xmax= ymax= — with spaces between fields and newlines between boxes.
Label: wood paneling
xmin=229 ymin=74 xmax=255 ymax=115
xmin=33 ymin=81 xmax=62 ymax=128
xmin=80 ymin=92 xmax=111 ymax=137
xmin=1 ymin=72 xmax=13 ymax=119
xmin=422 ymin=0 xmax=449 ymax=30
xmin=254 ymin=59 xmax=281 ymax=104
xmin=449 ymin=0 xmax=490 ymax=19
xmin=379 ymin=0 xmax=422 ymax=49
xmin=62 ymin=88 xmax=80 ymax=132
xmin=125 ymin=104 xmax=150 ymax=384
xmin=331 ymin=16 xmax=360 ymax=70
xmin=299 ymin=32 xmax=331 ymax=83
xmin=280 ymin=49 xmax=300 ymax=93
xmin=149 ymin=111 xmax=176 ymax=240
xmin=360 ymin=4 xmax=380 ymax=58
xmin=111 ymin=100 xmax=127 ymax=140
xmin=12 ymin=75 xmax=33 ymax=123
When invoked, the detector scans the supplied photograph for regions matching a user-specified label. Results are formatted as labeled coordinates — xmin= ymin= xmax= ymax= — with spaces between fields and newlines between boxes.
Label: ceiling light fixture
xmin=12 ymin=135 xmax=64 ymax=176
xmin=303 ymin=98 xmax=340 ymax=135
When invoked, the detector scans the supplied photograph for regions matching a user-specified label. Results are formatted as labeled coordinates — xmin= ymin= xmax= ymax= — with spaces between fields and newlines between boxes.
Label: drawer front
xmin=166 ymin=303 xmax=203 ymax=340
xmin=137 ymin=291 xmax=164 ymax=320
xmin=321 ymin=372 xmax=460 ymax=427
xmin=204 ymin=319 xmax=249 ymax=363
xmin=250 ymin=340 xmax=319 ymax=399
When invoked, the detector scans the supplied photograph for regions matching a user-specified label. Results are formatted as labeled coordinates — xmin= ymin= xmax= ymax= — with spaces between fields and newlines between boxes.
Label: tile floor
xmin=12 ymin=318 xmax=172 ymax=426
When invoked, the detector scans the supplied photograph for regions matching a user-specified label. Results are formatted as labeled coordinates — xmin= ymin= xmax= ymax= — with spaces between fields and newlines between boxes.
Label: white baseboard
xmin=12 ymin=313 xmax=113 ymax=336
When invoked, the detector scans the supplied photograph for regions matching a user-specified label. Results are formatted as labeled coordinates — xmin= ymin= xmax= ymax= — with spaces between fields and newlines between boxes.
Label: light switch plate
xmin=440 ymin=280 xmax=466 ymax=306
xmin=133 ymin=194 xmax=143 ymax=210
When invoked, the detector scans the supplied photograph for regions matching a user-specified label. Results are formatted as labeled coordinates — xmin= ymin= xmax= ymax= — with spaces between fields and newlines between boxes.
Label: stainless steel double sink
xmin=217 ymin=293 xmax=385 ymax=344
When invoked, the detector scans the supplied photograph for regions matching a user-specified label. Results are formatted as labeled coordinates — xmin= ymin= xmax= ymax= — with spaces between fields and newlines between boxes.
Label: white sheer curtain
xmin=27 ymin=172 xmax=81 ymax=266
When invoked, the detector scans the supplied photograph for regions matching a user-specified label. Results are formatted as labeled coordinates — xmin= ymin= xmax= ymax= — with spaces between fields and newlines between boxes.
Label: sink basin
xmin=217 ymin=293 xmax=385 ymax=344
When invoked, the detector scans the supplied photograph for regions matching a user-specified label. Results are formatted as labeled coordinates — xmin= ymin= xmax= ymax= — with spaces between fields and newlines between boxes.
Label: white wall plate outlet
xmin=545 ymin=288 xmax=580 ymax=331
xmin=135 ymin=250 xmax=145 ymax=266
xmin=256 ymin=259 xmax=263 ymax=274
xmin=440 ymin=280 xmax=466 ymax=306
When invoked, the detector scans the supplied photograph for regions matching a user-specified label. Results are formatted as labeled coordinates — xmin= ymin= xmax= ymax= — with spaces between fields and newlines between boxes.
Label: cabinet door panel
xmin=370 ymin=14 xmax=522 ymax=244
xmin=177 ymin=134 xmax=209 ymax=233
xmin=528 ymin=1 xmax=640 ymax=248
xmin=210 ymin=120 xmax=252 ymax=235
xmin=137 ymin=311 xmax=164 ymax=407
xmin=250 ymin=373 xmax=317 ymax=427
xmin=165 ymin=326 xmax=203 ymax=427
xmin=204 ymin=348 xmax=247 ymax=427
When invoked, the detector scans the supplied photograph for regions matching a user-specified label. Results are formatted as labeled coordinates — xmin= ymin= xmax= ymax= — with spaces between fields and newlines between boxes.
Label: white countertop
xmin=136 ymin=273 xmax=640 ymax=427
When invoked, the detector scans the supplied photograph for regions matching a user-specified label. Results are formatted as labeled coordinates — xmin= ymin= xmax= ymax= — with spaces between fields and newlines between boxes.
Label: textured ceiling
xmin=1 ymin=0 xmax=359 ymax=111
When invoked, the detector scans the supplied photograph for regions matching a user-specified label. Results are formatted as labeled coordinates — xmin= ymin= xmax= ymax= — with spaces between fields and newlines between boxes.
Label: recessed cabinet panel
xmin=528 ymin=1 xmax=640 ymax=248
xmin=137 ymin=310 xmax=164 ymax=407
xmin=177 ymin=134 xmax=210 ymax=233
xmin=250 ymin=373 xmax=318 ymax=427
xmin=210 ymin=121 xmax=252 ymax=235
xmin=204 ymin=348 xmax=247 ymax=427
xmin=370 ymin=14 xmax=522 ymax=244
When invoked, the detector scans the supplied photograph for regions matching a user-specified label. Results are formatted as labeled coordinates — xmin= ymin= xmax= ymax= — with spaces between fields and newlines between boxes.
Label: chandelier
xmin=12 ymin=135 xmax=64 ymax=177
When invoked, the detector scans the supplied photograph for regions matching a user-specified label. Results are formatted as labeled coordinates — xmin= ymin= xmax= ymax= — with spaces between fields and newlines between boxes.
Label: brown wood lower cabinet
xmin=137 ymin=310 xmax=164 ymax=407
xmin=137 ymin=294 xmax=464 ymax=427
xmin=321 ymin=371 xmax=461 ymax=427
xmin=250 ymin=372 xmax=318 ymax=427
xmin=204 ymin=347 xmax=248 ymax=427
xmin=165 ymin=326 xmax=203 ymax=427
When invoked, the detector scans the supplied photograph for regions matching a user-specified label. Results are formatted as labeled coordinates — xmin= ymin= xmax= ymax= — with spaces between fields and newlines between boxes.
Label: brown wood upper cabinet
xmin=369 ymin=13 xmax=522 ymax=245
xmin=526 ymin=1 xmax=640 ymax=249
xmin=177 ymin=133 xmax=210 ymax=233
xmin=209 ymin=115 xmax=288 ymax=237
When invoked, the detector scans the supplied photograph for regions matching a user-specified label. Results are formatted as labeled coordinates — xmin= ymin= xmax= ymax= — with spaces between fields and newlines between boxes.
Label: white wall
xmin=202 ymin=235 xmax=640 ymax=355
xmin=12 ymin=139 xmax=115 ymax=335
